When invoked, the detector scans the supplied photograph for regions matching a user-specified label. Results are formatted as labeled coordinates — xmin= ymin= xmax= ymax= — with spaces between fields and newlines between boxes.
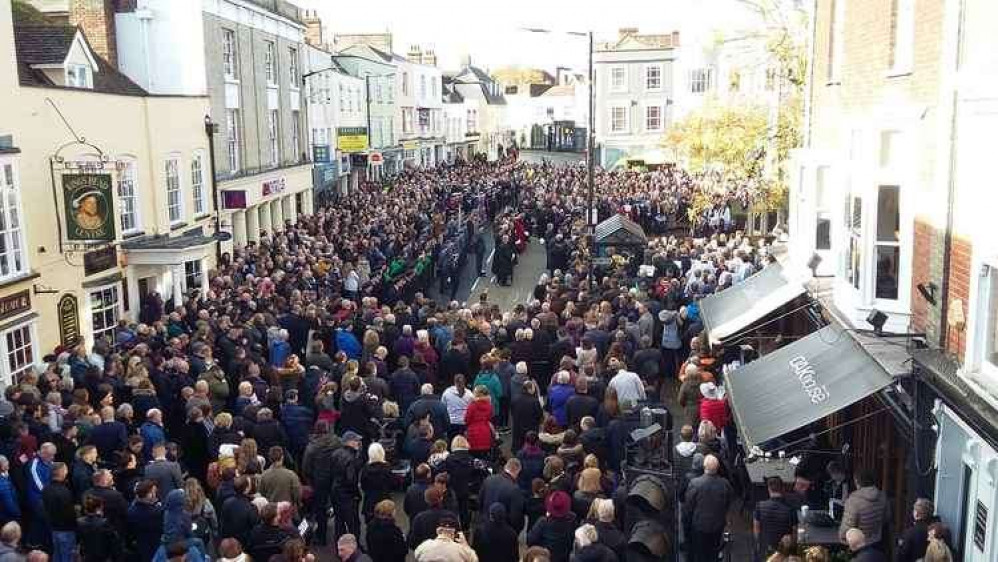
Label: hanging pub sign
xmin=57 ymin=293 xmax=80 ymax=347
xmin=62 ymin=173 xmax=116 ymax=241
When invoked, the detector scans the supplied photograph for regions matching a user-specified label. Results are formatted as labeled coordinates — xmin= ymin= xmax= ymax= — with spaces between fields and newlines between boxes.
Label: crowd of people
xmin=0 ymin=153 xmax=939 ymax=562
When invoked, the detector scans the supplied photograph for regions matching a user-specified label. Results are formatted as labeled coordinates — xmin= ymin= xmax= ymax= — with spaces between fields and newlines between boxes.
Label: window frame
xmin=267 ymin=109 xmax=280 ymax=166
xmin=0 ymin=157 xmax=28 ymax=282
xmin=88 ymin=283 xmax=121 ymax=346
xmin=689 ymin=68 xmax=712 ymax=94
xmin=264 ymin=40 xmax=276 ymax=85
xmin=888 ymin=0 xmax=915 ymax=74
xmin=645 ymin=64 xmax=663 ymax=91
xmin=288 ymin=47 xmax=300 ymax=89
xmin=0 ymin=321 xmax=37 ymax=387
xmin=165 ymin=155 xmax=183 ymax=225
xmin=975 ymin=260 xmax=998 ymax=380
xmin=226 ymin=109 xmax=241 ymax=173
xmin=65 ymin=63 xmax=91 ymax=88
xmin=191 ymin=151 xmax=206 ymax=216
xmin=644 ymin=104 xmax=663 ymax=132
xmin=116 ymin=157 xmax=140 ymax=234
xmin=184 ymin=259 xmax=204 ymax=294
xmin=827 ymin=0 xmax=845 ymax=83
xmin=610 ymin=66 xmax=627 ymax=92
xmin=290 ymin=111 xmax=301 ymax=162
xmin=222 ymin=28 xmax=238 ymax=80
xmin=609 ymin=105 xmax=629 ymax=133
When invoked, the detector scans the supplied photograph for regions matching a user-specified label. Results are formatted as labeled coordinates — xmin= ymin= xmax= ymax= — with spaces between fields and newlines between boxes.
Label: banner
xmin=62 ymin=173 xmax=115 ymax=241
xmin=337 ymin=127 xmax=369 ymax=153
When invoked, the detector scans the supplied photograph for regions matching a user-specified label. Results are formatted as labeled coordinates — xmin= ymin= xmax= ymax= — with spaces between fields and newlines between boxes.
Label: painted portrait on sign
xmin=62 ymin=173 xmax=116 ymax=241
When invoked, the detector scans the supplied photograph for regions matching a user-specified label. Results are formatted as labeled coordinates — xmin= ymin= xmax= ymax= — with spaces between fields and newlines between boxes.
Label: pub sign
xmin=62 ymin=173 xmax=116 ymax=241
xmin=58 ymin=294 xmax=80 ymax=347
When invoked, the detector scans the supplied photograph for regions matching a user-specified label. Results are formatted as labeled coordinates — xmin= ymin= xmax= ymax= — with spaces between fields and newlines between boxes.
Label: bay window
xmin=90 ymin=284 xmax=121 ymax=344
xmin=0 ymin=158 xmax=26 ymax=281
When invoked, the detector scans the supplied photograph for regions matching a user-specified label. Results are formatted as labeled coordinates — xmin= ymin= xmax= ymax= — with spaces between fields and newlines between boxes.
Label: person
xmin=258 ymin=446 xmax=302 ymax=507
xmin=697 ymin=382 xmax=728 ymax=433
xmin=408 ymin=487 xmax=458 ymax=551
xmin=300 ymin=421 xmax=340 ymax=546
xmin=441 ymin=435 xmax=486 ymax=530
xmin=365 ymin=500 xmax=407 ymax=562
xmin=754 ymin=477 xmax=797 ymax=558
xmin=0 ymin=522 xmax=23 ymax=562
xmin=41 ymin=462 xmax=76 ymax=562
xmin=571 ymin=523 xmax=618 ymax=562
xmin=512 ymin=380 xmax=544 ymax=453
xmin=588 ymin=499 xmax=626 ymax=552
xmin=606 ymin=361 xmax=645 ymax=410
xmin=896 ymin=498 xmax=937 ymax=562
xmin=465 ymin=386 xmax=495 ymax=458
xmin=547 ymin=371 xmax=575 ymax=428
xmin=219 ymin=476 xmax=259 ymax=548
xmin=572 ymin=468 xmax=604 ymax=521
xmin=479 ymin=458 xmax=526 ymax=533
xmin=677 ymin=366 xmax=702 ymax=428
xmin=0 ymin=457 xmax=20 ymax=526
xmin=473 ymin=503 xmax=519 ymax=562
xmin=414 ymin=517 xmax=478 ymax=562
xmin=846 ymin=528 xmax=885 ymax=562
xmin=838 ymin=469 xmax=889 ymax=548
xmin=127 ymin=480 xmax=164 ymax=562
xmin=923 ymin=535 xmax=953 ymax=562
xmin=493 ymin=234 xmax=516 ymax=286
xmin=564 ymin=378 xmax=599 ymax=431
xmin=683 ymin=455 xmax=734 ymax=562
xmin=523 ymin=546 xmax=553 ymax=562
xmin=76 ymin=494 xmax=123 ymax=562
xmin=527 ymin=490 xmax=577 ymax=562
xmin=330 ymin=431 xmax=364 ymax=543
xmin=337 ymin=534 xmax=373 ymax=562
xmin=144 ymin=442 xmax=183 ymax=501
xmin=802 ymin=546 xmax=830 ymax=562
xmin=246 ymin=503 xmax=295 ymax=562
xmin=26 ymin=443 xmax=54 ymax=548
xmin=405 ymin=384 xmax=450 ymax=442
xmin=442 ymin=374 xmax=474 ymax=438
xmin=360 ymin=443 xmax=395 ymax=523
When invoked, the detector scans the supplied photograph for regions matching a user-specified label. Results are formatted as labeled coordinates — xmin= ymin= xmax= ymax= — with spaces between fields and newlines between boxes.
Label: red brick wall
xmin=912 ymin=219 xmax=933 ymax=333
xmin=69 ymin=0 xmax=117 ymax=68
xmin=946 ymin=237 xmax=972 ymax=359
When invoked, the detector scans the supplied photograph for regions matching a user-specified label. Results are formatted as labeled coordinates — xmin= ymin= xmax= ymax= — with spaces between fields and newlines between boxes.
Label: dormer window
xmin=66 ymin=63 xmax=91 ymax=88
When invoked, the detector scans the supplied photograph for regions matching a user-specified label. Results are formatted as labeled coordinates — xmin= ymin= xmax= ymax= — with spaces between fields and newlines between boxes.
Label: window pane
xmin=987 ymin=269 xmax=998 ymax=367
xmin=875 ymin=245 xmax=900 ymax=300
xmin=816 ymin=217 xmax=832 ymax=250
xmin=877 ymin=185 xmax=900 ymax=242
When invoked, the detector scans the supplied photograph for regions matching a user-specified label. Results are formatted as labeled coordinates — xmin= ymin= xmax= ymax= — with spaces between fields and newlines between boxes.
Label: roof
xmin=529 ymin=84 xmax=554 ymax=97
xmin=121 ymin=230 xmax=216 ymax=251
xmin=726 ymin=325 xmax=895 ymax=449
xmin=13 ymin=25 xmax=147 ymax=96
xmin=597 ymin=31 xmax=680 ymax=52
xmin=539 ymin=84 xmax=576 ymax=97
xmin=594 ymin=214 xmax=646 ymax=245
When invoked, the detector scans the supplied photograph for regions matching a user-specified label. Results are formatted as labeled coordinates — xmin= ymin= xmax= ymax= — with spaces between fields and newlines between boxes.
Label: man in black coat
xmin=478 ymin=458 xmax=526 ymax=533
xmin=404 ymin=385 xmax=450 ymax=440
xmin=220 ymin=475 xmax=260 ymax=547
xmin=251 ymin=408 xmax=288 ymax=456
xmin=683 ymin=455 xmax=735 ymax=562
xmin=329 ymin=431 xmax=364 ymax=543
xmin=42 ymin=462 xmax=76 ymax=555
xmin=87 ymin=406 xmax=128 ymax=463
xmin=896 ymin=498 xmax=938 ymax=562
xmin=84 ymin=469 xmax=129 ymax=530
xmin=564 ymin=379 xmax=600 ymax=431
xmin=300 ymin=421 xmax=341 ymax=546
xmin=407 ymin=486 xmax=458 ymax=550
xmin=126 ymin=480 xmax=163 ymax=562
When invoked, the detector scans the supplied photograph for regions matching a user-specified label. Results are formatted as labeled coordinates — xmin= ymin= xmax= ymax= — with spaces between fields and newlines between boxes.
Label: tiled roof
xmin=13 ymin=25 xmax=147 ymax=96
xmin=540 ymin=85 xmax=576 ymax=97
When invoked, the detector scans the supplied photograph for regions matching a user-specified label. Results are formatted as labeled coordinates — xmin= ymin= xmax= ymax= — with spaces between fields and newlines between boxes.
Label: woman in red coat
xmin=698 ymin=382 xmax=729 ymax=431
xmin=465 ymin=385 xmax=494 ymax=457
xmin=514 ymin=214 xmax=528 ymax=253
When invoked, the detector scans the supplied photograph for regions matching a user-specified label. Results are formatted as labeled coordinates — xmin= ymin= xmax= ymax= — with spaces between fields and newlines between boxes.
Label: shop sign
xmin=262 ymin=177 xmax=286 ymax=197
xmin=0 ymin=290 xmax=30 ymax=322
xmin=313 ymin=163 xmax=338 ymax=192
xmin=83 ymin=245 xmax=117 ymax=276
xmin=402 ymin=140 xmax=418 ymax=151
xmin=369 ymin=152 xmax=383 ymax=164
xmin=222 ymin=190 xmax=247 ymax=210
xmin=789 ymin=355 xmax=829 ymax=405
xmin=62 ymin=173 xmax=116 ymax=241
xmin=313 ymin=145 xmax=331 ymax=163
xmin=57 ymin=294 xmax=80 ymax=346
xmin=337 ymin=127 xmax=369 ymax=153
xmin=350 ymin=153 xmax=368 ymax=167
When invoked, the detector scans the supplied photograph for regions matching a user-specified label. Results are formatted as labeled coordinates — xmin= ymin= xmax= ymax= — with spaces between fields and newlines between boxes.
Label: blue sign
xmin=313 ymin=145 xmax=331 ymax=164
xmin=313 ymin=162 xmax=338 ymax=193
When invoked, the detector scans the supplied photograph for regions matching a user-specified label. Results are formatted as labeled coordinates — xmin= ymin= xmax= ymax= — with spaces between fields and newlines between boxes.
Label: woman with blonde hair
xmin=572 ymin=467 xmax=605 ymax=521
xmin=802 ymin=546 xmax=830 ymax=562
xmin=235 ymin=438 xmax=263 ymax=476
xmin=924 ymin=538 xmax=954 ymax=562
xmin=360 ymin=442 xmax=394 ymax=523
xmin=184 ymin=477 xmax=218 ymax=545
xmin=366 ymin=499 xmax=407 ymax=562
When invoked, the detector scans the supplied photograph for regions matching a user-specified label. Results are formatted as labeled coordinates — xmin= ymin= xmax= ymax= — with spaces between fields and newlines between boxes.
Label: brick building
xmin=790 ymin=0 xmax=998 ymax=557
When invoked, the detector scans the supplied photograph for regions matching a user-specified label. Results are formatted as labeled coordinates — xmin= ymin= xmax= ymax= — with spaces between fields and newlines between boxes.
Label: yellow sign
xmin=337 ymin=127 xmax=369 ymax=153
xmin=402 ymin=140 xmax=418 ymax=151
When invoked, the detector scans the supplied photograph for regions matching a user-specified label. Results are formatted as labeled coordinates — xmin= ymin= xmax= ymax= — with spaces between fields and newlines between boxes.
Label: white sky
xmin=294 ymin=0 xmax=764 ymax=72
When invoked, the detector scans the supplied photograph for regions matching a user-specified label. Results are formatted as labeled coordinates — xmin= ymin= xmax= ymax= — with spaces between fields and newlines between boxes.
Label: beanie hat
xmin=546 ymin=490 xmax=571 ymax=519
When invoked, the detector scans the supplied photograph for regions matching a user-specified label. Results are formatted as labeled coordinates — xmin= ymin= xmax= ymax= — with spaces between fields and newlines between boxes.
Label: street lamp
xmin=521 ymin=27 xmax=596 ymax=288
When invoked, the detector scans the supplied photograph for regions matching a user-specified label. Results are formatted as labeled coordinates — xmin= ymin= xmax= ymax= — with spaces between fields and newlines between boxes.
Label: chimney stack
xmin=423 ymin=48 xmax=437 ymax=67
xmin=460 ymin=54 xmax=472 ymax=68
xmin=406 ymin=44 xmax=423 ymax=64
xmin=303 ymin=9 xmax=323 ymax=47
xmin=69 ymin=0 xmax=118 ymax=67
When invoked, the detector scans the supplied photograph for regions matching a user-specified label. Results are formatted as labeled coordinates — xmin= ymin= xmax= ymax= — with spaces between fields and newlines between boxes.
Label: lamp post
xmin=203 ymin=115 xmax=222 ymax=263
xmin=521 ymin=28 xmax=596 ymax=289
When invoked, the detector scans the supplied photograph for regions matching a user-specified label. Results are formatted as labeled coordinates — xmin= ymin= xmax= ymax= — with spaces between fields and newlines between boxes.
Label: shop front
xmin=219 ymin=165 xmax=313 ymax=252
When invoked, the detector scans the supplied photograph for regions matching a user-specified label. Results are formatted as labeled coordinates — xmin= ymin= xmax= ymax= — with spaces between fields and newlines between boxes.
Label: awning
xmin=700 ymin=263 xmax=806 ymax=345
xmin=726 ymin=325 xmax=896 ymax=448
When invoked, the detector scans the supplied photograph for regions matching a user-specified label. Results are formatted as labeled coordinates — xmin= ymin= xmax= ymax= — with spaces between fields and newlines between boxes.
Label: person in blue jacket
xmin=0 ymin=455 xmax=20 ymax=526
xmin=336 ymin=325 xmax=362 ymax=361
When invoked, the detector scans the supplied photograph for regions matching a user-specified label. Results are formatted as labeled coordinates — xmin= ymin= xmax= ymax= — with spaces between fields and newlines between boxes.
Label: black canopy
xmin=699 ymin=263 xmax=805 ymax=344
xmin=594 ymin=214 xmax=646 ymax=247
xmin=725 ymin=325 xmax=895 ymax=448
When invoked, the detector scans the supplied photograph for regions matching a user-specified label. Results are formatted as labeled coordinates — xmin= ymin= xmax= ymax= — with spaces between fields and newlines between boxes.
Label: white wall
xmin=116 ymin=0 xmax=208 ymax=95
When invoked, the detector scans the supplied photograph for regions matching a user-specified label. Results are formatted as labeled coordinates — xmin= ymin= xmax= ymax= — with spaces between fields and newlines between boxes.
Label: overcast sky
xmin=294 ymin=0 xmax=765 ymax=72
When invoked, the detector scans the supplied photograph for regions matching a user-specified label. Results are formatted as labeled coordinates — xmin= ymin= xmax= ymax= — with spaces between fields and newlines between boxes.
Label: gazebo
xmin=594 ymin=214 xmax=647 ymax=258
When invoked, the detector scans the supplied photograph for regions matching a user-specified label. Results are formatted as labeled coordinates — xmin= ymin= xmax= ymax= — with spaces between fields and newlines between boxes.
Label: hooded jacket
xmin=839 ymin=485 xmax=890 ymax=545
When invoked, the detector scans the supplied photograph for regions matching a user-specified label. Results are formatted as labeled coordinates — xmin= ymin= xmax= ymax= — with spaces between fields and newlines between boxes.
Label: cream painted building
xmin=0 ymin=5 xmax=216 ymax=384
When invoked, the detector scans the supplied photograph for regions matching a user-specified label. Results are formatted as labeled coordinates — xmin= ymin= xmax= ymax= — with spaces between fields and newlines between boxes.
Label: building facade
xmin=449 ymin=64 xmax=512 ymax=161
xmin=594 ymin=28 xmax=678 ymax=167
xmin=790 ymin=0 xmax=998 ymax=557
xmin=332 ymin=51 xmax=397 ymax=179
xmin=0 ymin=4 xmax=215 ymax=383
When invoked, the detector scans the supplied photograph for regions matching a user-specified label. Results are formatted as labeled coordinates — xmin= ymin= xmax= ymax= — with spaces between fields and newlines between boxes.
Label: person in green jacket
xmin=473 ymin=355 xmax=503 ymax=423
